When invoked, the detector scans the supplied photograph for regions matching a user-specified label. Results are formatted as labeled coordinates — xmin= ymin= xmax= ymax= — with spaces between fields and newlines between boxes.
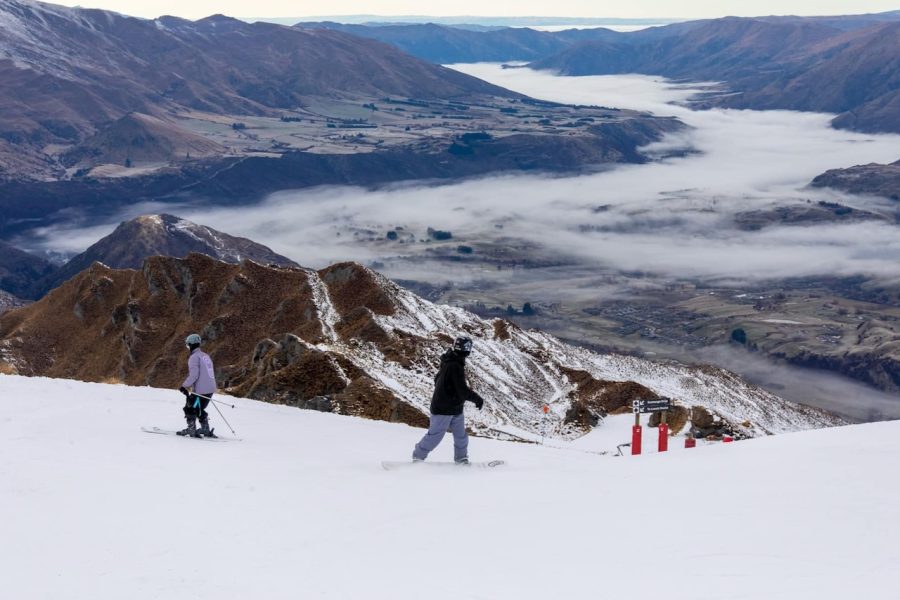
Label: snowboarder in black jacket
xmin=413 ymin=336 xmax=484 ymax=464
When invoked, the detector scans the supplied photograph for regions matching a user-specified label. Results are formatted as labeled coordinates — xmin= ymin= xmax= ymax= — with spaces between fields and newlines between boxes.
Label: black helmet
xmin=453 ymin=336 xmax=473 ymax=354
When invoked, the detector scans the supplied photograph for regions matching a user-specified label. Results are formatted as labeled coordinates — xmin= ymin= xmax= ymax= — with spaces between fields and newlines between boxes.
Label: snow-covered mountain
xmin=0 ymin=374 xmax=896 ymax=599
xmin=27 ymin=214 xmax=298 ymax=298
xmin=0 ymin=252 xmax=841 ymax=441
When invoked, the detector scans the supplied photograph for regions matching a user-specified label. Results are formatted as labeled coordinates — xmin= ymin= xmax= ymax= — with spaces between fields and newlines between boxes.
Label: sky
xmin=49 ymin=0 xmax=900 ymax=20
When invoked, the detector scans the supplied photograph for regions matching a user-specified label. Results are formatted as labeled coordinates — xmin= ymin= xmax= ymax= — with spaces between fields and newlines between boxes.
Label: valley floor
xmin=2 ymin=375 xmax=898 ymax=599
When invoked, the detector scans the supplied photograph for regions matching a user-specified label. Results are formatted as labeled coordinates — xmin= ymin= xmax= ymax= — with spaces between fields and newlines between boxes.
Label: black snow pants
xmin=183 ymin=393 xmax=212 ymax=421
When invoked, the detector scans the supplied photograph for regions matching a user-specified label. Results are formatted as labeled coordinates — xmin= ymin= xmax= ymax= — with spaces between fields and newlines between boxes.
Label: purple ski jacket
xmin=182 ymin=348 xmax=217 ymax=395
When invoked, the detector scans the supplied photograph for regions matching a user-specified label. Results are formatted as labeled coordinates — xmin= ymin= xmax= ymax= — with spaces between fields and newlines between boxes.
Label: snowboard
xmin=141 ymin=426 xmax=240 ymax=442
xmin=381 ymin=459 xmax=505 ymax=470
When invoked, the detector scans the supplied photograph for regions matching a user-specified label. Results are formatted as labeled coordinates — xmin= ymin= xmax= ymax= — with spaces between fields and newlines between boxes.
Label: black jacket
xmin=430 ymin=349 xmax=484 ymax=415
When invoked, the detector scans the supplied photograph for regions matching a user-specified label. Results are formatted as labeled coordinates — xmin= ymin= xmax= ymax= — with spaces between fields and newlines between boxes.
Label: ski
xmin=141 ymin=426 xmax=240 ymax=442
xmin=381 ymin=460 xmax=505 ymax=470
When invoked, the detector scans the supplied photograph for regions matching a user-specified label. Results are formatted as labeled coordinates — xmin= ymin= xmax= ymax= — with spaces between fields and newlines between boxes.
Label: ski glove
xmin=472 ymin=394 xmax=484 ymax=410
xmin=179 ymin=386 xmax=190 ymax=397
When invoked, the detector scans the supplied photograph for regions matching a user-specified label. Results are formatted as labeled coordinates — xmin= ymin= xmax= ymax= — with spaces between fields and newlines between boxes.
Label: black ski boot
xmin=197 ymin=417 xmax=217 ymax=438
xmin=176 ymin=417 xmax=199 ymax=437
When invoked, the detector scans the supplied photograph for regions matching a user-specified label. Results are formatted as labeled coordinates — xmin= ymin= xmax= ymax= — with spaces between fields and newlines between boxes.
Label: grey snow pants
xmin=413 ymin=414 xmax=468 ymax=461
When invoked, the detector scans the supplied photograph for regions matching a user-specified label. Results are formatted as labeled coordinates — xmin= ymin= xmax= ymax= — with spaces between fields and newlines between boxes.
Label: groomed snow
xmin=2 ymin=374 xmax=898 ymax=599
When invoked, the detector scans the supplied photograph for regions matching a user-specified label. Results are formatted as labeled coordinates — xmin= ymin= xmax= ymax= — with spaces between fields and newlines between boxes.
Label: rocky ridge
xmin=811 ymin=159 xmax=900 ymax=200
xmin=0 ymin=253 xmax=842 ymax=440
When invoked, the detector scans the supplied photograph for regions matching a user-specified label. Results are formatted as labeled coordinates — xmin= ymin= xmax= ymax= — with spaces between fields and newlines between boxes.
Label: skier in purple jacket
xmin=177 ymin=333 xmax=218 ymax=438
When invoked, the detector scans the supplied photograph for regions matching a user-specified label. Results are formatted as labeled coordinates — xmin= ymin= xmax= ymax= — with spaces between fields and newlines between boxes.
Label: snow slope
xmin=341 ymin=268 xmax=842 ymax=439
xmin=2 ymin=374 xmax=898 ymax=600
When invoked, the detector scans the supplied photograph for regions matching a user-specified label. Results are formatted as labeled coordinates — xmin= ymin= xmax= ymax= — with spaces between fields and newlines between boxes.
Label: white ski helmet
xmin=184 ymin=333 xmax=202 ymax=347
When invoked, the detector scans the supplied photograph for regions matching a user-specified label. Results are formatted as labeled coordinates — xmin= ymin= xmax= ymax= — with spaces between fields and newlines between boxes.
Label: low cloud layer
xmin=692 ymin=345 xmax=900 ymax=422
xmin=198 ymin=69 xmax=900 ymax=283
xmin=25 ymin=66 xmax=900 ymax=285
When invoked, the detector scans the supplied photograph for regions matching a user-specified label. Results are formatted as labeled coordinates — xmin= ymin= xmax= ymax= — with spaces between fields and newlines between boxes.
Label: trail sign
xmin=632 ymin=398 xmax=671 ymax=414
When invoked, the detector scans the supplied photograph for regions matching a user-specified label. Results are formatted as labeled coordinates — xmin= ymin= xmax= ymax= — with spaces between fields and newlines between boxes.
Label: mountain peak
xmin=25 ymin=214 xmax=298 ymax=299
xmin=194 ymin=13 xmax=248 ymax=31
xmin=94 ymin=213 xmax=300 ymax=269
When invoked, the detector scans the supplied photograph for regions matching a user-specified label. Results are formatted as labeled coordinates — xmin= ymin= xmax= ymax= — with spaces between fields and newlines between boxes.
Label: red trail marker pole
xmin=631 ymin=411 xmax=642 ymax=456
xmin=657 ymin=410 xmax=669 ymax=452
xmin=541 ymin=405 xmax=549 ymax=445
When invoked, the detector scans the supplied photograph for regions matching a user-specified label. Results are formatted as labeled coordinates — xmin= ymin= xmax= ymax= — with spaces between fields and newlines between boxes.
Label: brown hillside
xmin=0 ymin=253 xmax=425 ymax=425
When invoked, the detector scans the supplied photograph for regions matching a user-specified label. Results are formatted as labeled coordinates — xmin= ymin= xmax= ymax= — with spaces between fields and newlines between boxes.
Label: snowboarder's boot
xmin=197 ymin=417 xmax=216 ymax=438
xmin=455 ymin=457 xmax=470 ymax=465
xmin=176 ymin=418 xmax=198 ymax=437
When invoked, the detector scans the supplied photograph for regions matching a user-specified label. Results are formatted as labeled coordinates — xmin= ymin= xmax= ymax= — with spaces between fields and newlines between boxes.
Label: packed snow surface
xmin=2 ymin=374 xmax=898 ymax=600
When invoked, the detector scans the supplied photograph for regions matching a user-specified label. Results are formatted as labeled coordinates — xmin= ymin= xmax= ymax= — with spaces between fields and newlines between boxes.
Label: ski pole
xmin=186 ymin=392 xmax=237 ymax=434
xmin=210 ymin=398 xmax=237 ymax=436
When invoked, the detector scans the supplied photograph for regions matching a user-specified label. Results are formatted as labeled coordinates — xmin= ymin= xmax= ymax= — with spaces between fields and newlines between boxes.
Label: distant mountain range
xmin=295 ymin=21 xmax=623 ymax=63
xmin=299 ymin=12 xmax=900 ymax=134
xmin=270 ymin=15 xmax=680 ymax=27
xmin=0 ymin=0 xmax=516 ymax=180
xmin=530 ymin=17 xmax=900 ymax=133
